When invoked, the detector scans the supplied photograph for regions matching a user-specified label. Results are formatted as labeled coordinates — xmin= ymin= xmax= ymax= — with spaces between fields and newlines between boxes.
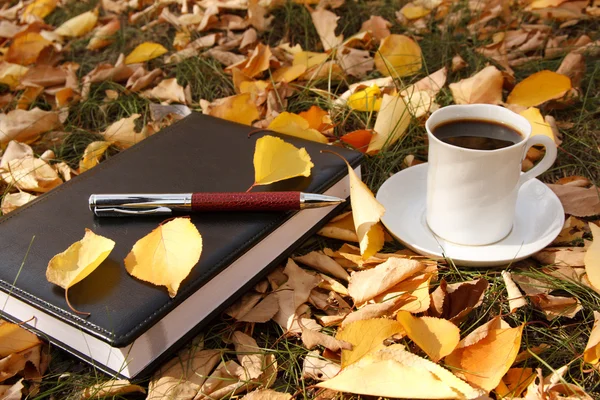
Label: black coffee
xmin=432 ymin=119 xmax=523 ymax=150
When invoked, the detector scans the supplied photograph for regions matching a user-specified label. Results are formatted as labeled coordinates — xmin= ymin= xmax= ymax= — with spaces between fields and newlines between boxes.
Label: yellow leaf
xmin=0 ymin=62 xmax=29 ymax=90
xmin=22 ymin=0 xmax=57 ymax=20
xmin=101 ymin=113 xmax=146 ymax=149
xmin=298 ymin=105 xmax=332 ymax=132
xmin=0 ymin=321 xmax=41 ymax=357
xmin=374 ymin=34 xmax=422 ymax=77
xmin=401 ymin=3 xmax=431 ymax=19
xmin=46 ymin=229 xmax=115 ymax=290
xmin=449 ymin=65 xmax=504 ymax=105
xmin=396 ymin=311 xmax=459 ymax=362
xmin=271 ymin=64 xmax=307 ymax=83
xmin=317 ymin=345 xmax=484 ymax=399
xmin=54 ymin=10 xmax=98 ymax=37
xmin=519 ymin=107 xmax=556 ymax=144
xmin=347 ymin=85 xmax=382 ymax=112
xmin=585 ymin=223 xmax=600 ymax=291
xmin=496 ymin=368 xmax=536 ymax=398
xmin=253 ymin=135 xmax=313 ymax=186
xmin=293 ymin=51 xmax=329 ymax=70
xmin=6 ymin=32 xmax=51 ymax=65
xmin=124 ymin=218 xmax=202 ymax=298
xmin=267 ymin=112 xmax=328 ymax=143
xmin=125 ymin=42 xmax=169 ymax=64
xmin=584 ymin=311 xmax=600 ymax=365
xmin=506 ymin=70 xmax=572 ymax=107
xmin=445 ymin=324 xmax=524 ymax=392
xmin=368 ymin=94 xmax=411 ymax=154
xmin=208 ymin=93 xmax=260 ymax=126
xmin=310 ymin=8 xmax=343 ymax=51
xmin=336 ymin=319 xmax=405 ymax=368
xmin=79 ymin=141 xmax=111 ymax=173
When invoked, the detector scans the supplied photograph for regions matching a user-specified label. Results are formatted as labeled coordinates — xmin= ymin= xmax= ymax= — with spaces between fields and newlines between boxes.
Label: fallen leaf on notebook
xmin=585 ymin=223 xmax=600 ymax=291
xmin=396 ymin=311 xmax=459 ymax=362
xmin=506 ymin=70 xmax=572 ymax=107
xmin=80 ymin=379 xmax=145 ymax=399
xmin=251 ymin=135 xmax=314 ymax=188
xmin=125 ymin=42 xmax=168 ymax=64
xmin=54 ymin=10 xmax=98 ymax=37
xmin=46 ymin=229 xmax=115 ymax=315
xmin=584 ymin=311 xmax=600 ymax=365
xmin=125 ymin=217 xmax=202 ymax=298
xmin=374 ymin=34 xmax=422 ymax=77
xmin=317 ymin=344 xmax=483 ymax=399
xmin=79 ymin=141 xmax=112 ymax=173
xmin=0 ymin=321 xmax=40 ymax=358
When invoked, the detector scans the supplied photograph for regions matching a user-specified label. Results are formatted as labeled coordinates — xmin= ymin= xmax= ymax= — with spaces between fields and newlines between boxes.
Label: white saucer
xmin=375 ymin=163 xmax=565 ymax=267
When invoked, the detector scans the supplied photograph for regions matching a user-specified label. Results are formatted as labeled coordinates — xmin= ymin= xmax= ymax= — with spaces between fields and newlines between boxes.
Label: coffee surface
xmin=432 ymin=119 xmax=523 ymax=150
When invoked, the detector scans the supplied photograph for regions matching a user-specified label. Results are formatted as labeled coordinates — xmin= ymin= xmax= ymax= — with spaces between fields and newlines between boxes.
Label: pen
xmin=89 ymin=192 xmax=345 ymax=217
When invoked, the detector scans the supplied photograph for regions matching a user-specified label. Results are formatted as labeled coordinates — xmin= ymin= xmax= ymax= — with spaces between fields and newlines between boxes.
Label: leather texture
xmin=0 ymin=113 xmax=362 ymax=347
xmin=191 ymin=192 xmax=300 ymax=211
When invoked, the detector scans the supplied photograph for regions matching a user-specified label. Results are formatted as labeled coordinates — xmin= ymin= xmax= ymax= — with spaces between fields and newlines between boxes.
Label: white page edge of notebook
xmin=0 ymin=166 xmax=359 ymax=379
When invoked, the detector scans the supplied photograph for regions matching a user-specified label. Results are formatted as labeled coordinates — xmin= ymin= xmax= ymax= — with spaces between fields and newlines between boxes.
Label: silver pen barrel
xmin=89 ymin=194 xmax=192 ymax=217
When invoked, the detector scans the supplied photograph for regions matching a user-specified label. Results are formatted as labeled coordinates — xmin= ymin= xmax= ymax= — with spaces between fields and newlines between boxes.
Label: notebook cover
xmin=0 ymin=113 xmax=362 ymax=347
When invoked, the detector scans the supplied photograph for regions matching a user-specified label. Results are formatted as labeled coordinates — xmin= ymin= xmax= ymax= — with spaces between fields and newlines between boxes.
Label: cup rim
xmin=425 ymin=104 xmax=532 ymax=154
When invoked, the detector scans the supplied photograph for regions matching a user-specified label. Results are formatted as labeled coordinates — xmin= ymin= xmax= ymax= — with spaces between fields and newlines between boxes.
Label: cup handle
xmin=518 ymin=135 xmax=557 ymax=187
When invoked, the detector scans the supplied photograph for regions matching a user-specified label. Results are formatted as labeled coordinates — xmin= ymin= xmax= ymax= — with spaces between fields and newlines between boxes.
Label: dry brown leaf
xmin=396 ymin=311 xmax=460 ymax=362
xmin=87 ymin=19 xmax=120 ymax=51
xmin=317 ymin=212 xmax=359 ymax=242
xmin=532 ymin=247 xmax=586 ymax=266
xmin=143 ymin=78 xmax=187 ymax=104
xmin=0 ymin=379 xmax=24 ymax=400
xmin=310 ymin=8 xmax=343 ymax=51
xmin=227 ymin=43 xmax=272 ymax=78
xmin=20 ymin=65 xmax=67 ymax=87
xmin=318 ymin=274 xmax=349 ymax=296
xmin=585 ymin=223 xmax=600 ymax=291
xmin=0 ymin=344 xmax=41 ymax=383
xmin=232 ymin=331 xmax=265 ymax=379
xmin=81 ymin=379 xmax=145 ymax=399
xmin=556 ymin=52 xmax=585 ymax=87
xmin=196 ymin=360 xmax=251 ymax=400
xmin=341 ymin=300 xmax=401 ymax=326
xmin=241 ymin=389 xmax=292 ymax=400
xmin=317 ymin=344 xmax=484 ymax=399
xmin=348 ymin=257 xmax=424 ymax=306
xmin=293 ymin=251 xmax=349 ymax=281
xmin=79 ymin=141 xmax=111 ymax=173
xmin=336 ymin=47 xmax=374 ymax=78
xmin=0 ymin=108 xmax=61 ymax=145
xmin=248 ymin=0 xmax=274 ymax=31
xmin=0 ymin=321 xmax=40 ymax=358
xmin=1 ymin=141 xmax=34 ymax=168
xmin=302 ymin=350 xmax=341 ymax=381
xmin=530 ymin=294 xmax=582 ymax=320
xmin=101 ymin=114 xmax=146 ymax=149
xmin=301 ymin=323 xmax=352 ymax=352
xmin=554 ymin=216 xmax=588 ymax=244
xmin=6 ymin=32 xmax=52 ymax=65
xmin=360 ymin=16 xmax=391 ymax=41
xmin=1 ymin=156 xmax=62 ymax=193
xmin=584 ymin=311 xmax=600 ymax=365
xmin=0 ymin=62 xmax=29 ymax=90
xmin=547 ymin=184 xmax=600 ymax=217
xmin=449 ymin=65 xmax=504 ymax=104
xmin=501 ymin=270 xmax=527 ymax=313
xmin=226 ymin=292 xmax=279 ymax=323
xmin=1 ymin=191 xmax=37 ymax=214
xmin=427 ymin=278 xmax=488 ymax=323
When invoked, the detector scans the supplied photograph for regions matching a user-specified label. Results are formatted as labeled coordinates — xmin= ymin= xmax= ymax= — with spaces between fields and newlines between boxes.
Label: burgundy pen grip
xmin=191 ymin=192 xmax=301 ymax=211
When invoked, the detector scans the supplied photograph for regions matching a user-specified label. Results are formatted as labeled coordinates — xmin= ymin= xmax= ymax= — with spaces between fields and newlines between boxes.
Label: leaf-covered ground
xmin=0 ymin=0 xmax=600 ymax=399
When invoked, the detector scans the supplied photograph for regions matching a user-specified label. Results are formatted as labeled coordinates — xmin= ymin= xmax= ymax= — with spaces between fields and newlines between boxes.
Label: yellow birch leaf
xmin=374 ymin=34 xmax=422 ymax=77
xmin=293 ymin=51 xmax=329 ymax=69
xmin=347 ymin=85 xmax=382 ymax=112
xmin=125 ymin=42 xmax=169 ymax=64
xmin=267 ymin=112 xmax=328 ymax=143
xmin=317 ymin=345 xmax=484 ymax=399
xmin=584 ymin=311 xmax=600 ymax=365
xmin=6 ymin=32 xmax=51 ymax=65
xmin=0 ymin=62 xmax=29 ymax=89
xmin=46 ymin=229 xmax=115 ymax=290
xmin=336 ymin=319 xmax=406 ymax=368
xmin=0 ymin=321 xmax=41 ymax=357
xmin=124 ymin=218 xmax=202 ymax=298
xmin=22 ymin=0 xmax=57 ymax=20
xmin=401 ymin=3 xmax=431 ymax=20
xmin=79 ymin=141 xmax=111 ymax=173
xmin=368 ymin=94 xmax=411 ymax=154
xmin=445 ymin=324 xmax=524 ymax=392
xmin=101 ymin=113 xmax=146 ymax=149
xmin=585 ymin=223 xmax=600 ymax=291
xmin=506 ymin=70 xmax=571 ymax=107
xmin=208 ymin=93 xmax=260 ymax=126
xmin=519 ymin=107 xmax=556 ymax=143
xmin=253 ymin=135 xmax=313 ymax=186
xmin=54 ymin=10 xmax=98 ymax=37
xmin=396 ymin=311 xmax=460 ymax=362
xmin=449 ymin=65 xmax=504 ymax=105
xmin=271 ymin=64 xmax=307 ymax=83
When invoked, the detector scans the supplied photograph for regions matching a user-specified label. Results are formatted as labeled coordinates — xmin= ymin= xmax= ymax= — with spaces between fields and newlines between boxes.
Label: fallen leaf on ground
xmin=0 ymin=108 xmax=61 ymax=145
xmin=293 ymin=251 xmax=349 ymax=281
xmin=232 ymin=331 xmax=265 ymax=379
xmin=530 ymin=294 xmax=582 ymax=320
xmin=228 ymin=43 xmax=271 ymax=78
xmin=547 ymin=184 xmax=600 ymax=217
xmin=336 ymin=318 xmax=405 ymax=368
xmin=584 ymin=311 xmax=600 ymax=365
xmin=79 ymin=141 xmax=112 ymax=173
xmin=1 ymin=156 xmax=62 ymax=193
xmin=6 ymin=32 xmax=51 ymax=65
xmin=554 ymin=216 xmax=588 ymax=244
xmin=81 ymin=379 xmax=145 ymax=399
xmin=396 ymin=311 xmax=459 ymax=362
xmin=496 ymin=368 xmax=536 ymax=398
xmin=302 ymin=350 xmax=340 ymax=381
xmin=301 ymin=323 xmax=352 ymax=352
xmin=1 ymin=192 xmax=37 ymax=214
xmin=337 ymin=47 xmax=374 ymax=78
xmin=519 ymin=107 xmax=557 ymax=143
xmin=267 ymin=112 xmax=328 ymax=143
xmin=446 ymin=322 xmax=524 ymax=392
xmin=532 ymin=247 xmax=586 ymax=266
xmin=0 ymin=62 xmax=29 ymax=89
xmin=368 ymin=94 xmax=411 ymax=154
xmin=347 ymin=85 xmax=382 ymax=112
xmin=506 ymin=70 xmax=572 ymax=107
xmin=226 ymin=293 xmax=279 ymax=323
xmin=556 ymin=52 xmax=585 ymax=87
xmin=143 ymin=78 xmax=187 ymax=104
xmin=101 ymin=114 xmax=146 ymax=149
xmin=374 ymin=34 xmax=422 ymax=77
xmin=585 ymin=223 xmax=600 ymax=291
xmin=0 ymin=321 xmax=40 ymax=358
xmin=125 ymin=42 xmax=169 ymax=64
xmin=297 ymin=106 xmax=332 ymax=133
xmin=125 ymin=217 xmax=202 ymax=298
xmin=317 ymin=212 xmax=359 ymax=242
xmin=501 ymin=270 xmax=527 ymax=312
xmin=0 ymin=379 xmax=23 ymax=399
xmin=449 ymin=65 xmax=504 ymax=104
xmin=428 ymin=278 xmax=489 ymax=323
xmin=0 ymin=345 xmax=41 ymax=383
xmin=317 ymin=344 xmax=483 ymax=399
xmin=87 ymin=19 xmax=121 ymax=51
xmin=241 ymin=389 xmax=292 ymax=400
xmin=54 ymin=10 xmax=98 ymax=37
xmin=360 ymin=16 xmax=391 ymax=40
xmin=310 ymin=8 xmax=343 ymax=51
xmin=196 ymin=360 xmax=251 ymax=400
xmin=340 ymin=130 xmax=373 ymax=153
xmin=252 ymin=135 xmax=313 ymax=187
xmin=206 ymin=93 xmax=260 ymax=126
xmin=22 ymin=0 xmax=57 ymax=20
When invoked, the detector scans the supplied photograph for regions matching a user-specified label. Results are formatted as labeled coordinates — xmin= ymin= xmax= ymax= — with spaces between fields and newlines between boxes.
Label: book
xmin=0 ymin=113 xmax=363 ymax=379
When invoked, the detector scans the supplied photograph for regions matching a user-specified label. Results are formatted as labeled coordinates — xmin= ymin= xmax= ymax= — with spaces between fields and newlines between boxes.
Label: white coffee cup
xmin=425 ymin=104 xmax=557 ymax=246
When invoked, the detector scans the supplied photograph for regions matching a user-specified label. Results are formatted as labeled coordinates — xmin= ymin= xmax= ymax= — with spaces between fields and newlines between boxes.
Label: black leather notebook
xmin=0 ymin=113 xmax=362 ymax=378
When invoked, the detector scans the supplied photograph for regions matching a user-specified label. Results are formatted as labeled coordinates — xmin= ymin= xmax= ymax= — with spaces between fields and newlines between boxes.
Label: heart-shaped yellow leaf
xmin=0 ymin=321 xmax=41 ymax=357
xmin=253 ymin=135 xmax=314 ymax=186
xmin=374 ymin=34 xmax=422 ymax=77
xmin=46 ymin=229 xmax=115 ymax=290
xmin=54 ymin=10 xmax=98 ymax=37
xmin=506 ymin=70 xmax=572 ymax=107
xmin=396 ymin=311 xmax=460 ymax=362
xmin=125 ymin=218 xmax=202 ymax=298
xmin=79 ymin=141 xmax=111 ymax=173
xmin=22 ymin=0 xmax=57 ymax=20
xmin=267 ymin=112 xmax=328 ymax=143
xmin=585 ymin=223 xmax=600 ymax=291
xmin=125 ymin=42 xmax=169 ymax=64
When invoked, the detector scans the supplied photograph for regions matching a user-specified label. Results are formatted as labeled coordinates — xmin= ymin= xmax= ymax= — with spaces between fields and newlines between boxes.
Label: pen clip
xmin=92 ymin=207 xmax=173 ymax=217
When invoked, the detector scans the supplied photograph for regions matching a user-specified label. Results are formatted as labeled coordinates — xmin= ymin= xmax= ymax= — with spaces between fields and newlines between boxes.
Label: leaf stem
xmin=65 ymin=287 xmax=90 ymax=317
